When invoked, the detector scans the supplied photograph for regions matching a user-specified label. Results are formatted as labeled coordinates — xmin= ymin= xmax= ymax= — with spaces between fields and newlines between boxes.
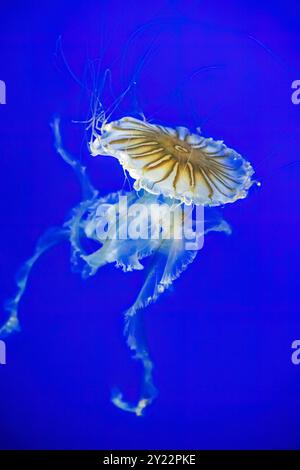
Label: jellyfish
xmin=0 ymin=112 xmax=256 ymax=416
xmin=90 ymin=116 xmax=254 ymax=206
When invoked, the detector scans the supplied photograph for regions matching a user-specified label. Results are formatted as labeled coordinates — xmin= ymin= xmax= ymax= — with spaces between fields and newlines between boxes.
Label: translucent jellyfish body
xmin=0 ymin=115 xmax=255 ymax=416
xmin=90 ymin=116 xmax=255 ymax=206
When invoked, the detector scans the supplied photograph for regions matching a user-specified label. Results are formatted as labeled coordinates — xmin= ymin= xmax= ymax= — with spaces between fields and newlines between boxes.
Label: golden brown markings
xmin=154 ymin=134 xmax=195 ymax=165
xmin=140 ymin=121 xmax=160 ymax=131
xmin=209 ymin=158 xmax=237 ymax=171
xmin=189 ymin=144 xmax=205 ymax=150
xmin=186 ymin=162 xmax=195 ymax=188
xmin=108 ymin=139 xmax=162 ymax=158
xmin=110 ymin=127 xmax=241 ymax=199
xmin=128 ymin=152 xmax=165 ymax=161
xmin=213 ymin=173 xmax=239 ymax=188
xmin=108 ymin=122 xmax=241 ymax=177
xmin=205 ymin=177 xmax=228 ymax=198
xmin=128 ymin=147 xmax=163 ymax=157
xmin=129 ymin=147 xmax=164 ymax=157
xmin=109 ymin=123 xmax=244 ymax=201
xmin=143 ymin=156 xmax=171 ymax=172
xmin=126 ymin=143 xmax=161 ymax=155
xmin=208 ymin=170 xmax=235 ymax=192
xmin=109 ymin=137 xmax=156 ymax=147
xmin=123 ymin=142 xmax=160 ymax=151
xmin=207 ymin=160 xmax=240 ymax=185
xmin=115 ymin=131 xmax=189 ymax=167
xmin=196 ymin=157 xmax=237 ymax=198
xmin=109 ymin=138 xmax=134 ymax=145
xmin=111 ymin=126 xmax=156 ymax=136
xmin=205 ymin=164 xmax=231 ymax=187
xmin=208 ymin=158 xmax=237 ymax=175
xmin=144 ymin=154 xmax=172 ymax=170
xmin=208 ymin=165 xmax=240 ymax=187
xmin=174 ymin=144 xmax=189 ymax=153
xmin=111 ymin=140 xmax=162 ymax=154
xmin=192 ymin=145 xmax=229 ymax=158
xmin=150 ymin=160 xmax=177 ymax=185
xmin=180 ymin=147 xmax=194 ymax=181
xmin=198 ymin=165 xmax=239 ymax=196
xmin=176 ymin=145 xmax=205 ymax=166
xmin=192 ymin=149 xmax=216 ymax=162
xmin=197 ymin=168 xmax=214 ymax=199
xmin=202 ymin=153 xmax=229 ymax=159
xmin=202 ymin=148 xmax=223 ymax=156
xmin=172 ymin=163 xmax=180 ymax=190
xmin=181 ymin=148 xmax=234 ymax=186
xmin=128 ymin=126 xmax=155 ymax=134
xmin=210 ymin=173 xmax=233 ymax=192
xmin=205 ymin=169 xmax=232 ymax=196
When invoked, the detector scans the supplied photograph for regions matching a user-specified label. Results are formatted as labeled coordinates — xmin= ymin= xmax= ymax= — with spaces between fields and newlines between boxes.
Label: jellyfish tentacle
xmin=0 ymin=118 xmax=98 ymax=339
xmin=109 ymin=206 xmax=232 ymax=415
xmin=111 ymin=240 xmax=195 ymax=416
xmin=51 ymin=116 xmax=98 ymax=200
xmin=111 ymin=308 xmax=158 ymax=416
xmin=0 ymin=227 xmax=69 ymax=339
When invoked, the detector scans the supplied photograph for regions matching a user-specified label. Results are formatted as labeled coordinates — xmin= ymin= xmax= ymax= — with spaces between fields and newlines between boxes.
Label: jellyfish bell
xmin=90 ymin=116 xmax=255 ymax=206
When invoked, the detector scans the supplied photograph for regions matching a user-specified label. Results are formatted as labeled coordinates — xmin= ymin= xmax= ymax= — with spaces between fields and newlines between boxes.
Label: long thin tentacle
xmin=51 ymin=116 xmax=98 ymax=200
xmin=0 ymin=227 xmax=69 ymax=339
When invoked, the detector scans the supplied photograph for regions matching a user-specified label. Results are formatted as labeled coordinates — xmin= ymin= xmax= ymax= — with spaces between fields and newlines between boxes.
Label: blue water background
xmin=0 ymin=0 xmax=300 ymax=449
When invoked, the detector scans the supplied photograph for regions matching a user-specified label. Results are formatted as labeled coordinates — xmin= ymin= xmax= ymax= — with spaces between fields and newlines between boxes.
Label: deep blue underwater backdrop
xmin=0 ymin=0 xmax=300 ymax=450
